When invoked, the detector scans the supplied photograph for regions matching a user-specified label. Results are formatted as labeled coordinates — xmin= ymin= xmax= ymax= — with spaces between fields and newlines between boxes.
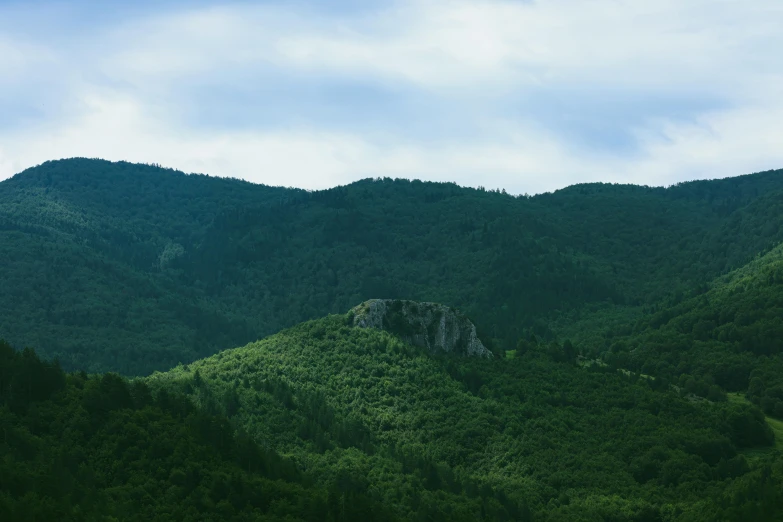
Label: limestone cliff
xmin=350 ymin=299 xmax=493 ymax=358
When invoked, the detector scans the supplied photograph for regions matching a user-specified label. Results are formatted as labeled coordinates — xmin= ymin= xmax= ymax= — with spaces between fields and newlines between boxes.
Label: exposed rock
xmin=350 ymin=299 xmax=493 ymax=358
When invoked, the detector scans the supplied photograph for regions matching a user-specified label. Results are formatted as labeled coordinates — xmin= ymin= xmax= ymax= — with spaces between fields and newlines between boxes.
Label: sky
xmin=0 ymin=0 xmax=781 ymax=194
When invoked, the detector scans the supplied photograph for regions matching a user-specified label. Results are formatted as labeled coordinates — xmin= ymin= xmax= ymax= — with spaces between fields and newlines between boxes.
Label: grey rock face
xmin=350 ymin=299 xmax=493 ymax=358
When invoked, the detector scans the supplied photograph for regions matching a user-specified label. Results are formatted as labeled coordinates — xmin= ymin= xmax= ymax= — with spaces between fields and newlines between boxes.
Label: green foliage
xmin=3 ymin=159 xmax=783 ymax=375
xmin=569 ymin=244 xmax=783 ymax=416
xmin=4 ymin=159 xmax=783 ymax=520
xmin=145 ymin=315 xmax=780 ymax=520
xmin=0 ymin=341 xmax=375 ymax=521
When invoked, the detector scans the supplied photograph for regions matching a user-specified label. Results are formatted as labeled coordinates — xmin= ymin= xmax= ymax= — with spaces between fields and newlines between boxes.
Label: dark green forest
xmin=2 ymin=158 xmax=783 ymax=520
xmin=3 ymin=159 xmax=783 ymax=375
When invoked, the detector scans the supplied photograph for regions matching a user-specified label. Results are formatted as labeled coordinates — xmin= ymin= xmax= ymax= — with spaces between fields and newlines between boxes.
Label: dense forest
xmin=2 ymin=158 xmax=783 ymax=520
xmin=2 ymin=159 xmax=783 ymax=375
xmin=3 ymin=317 xmax=782 ymax=520
xmin=147 ymin=314 xmax=783 ymax=521
xmin=564 ymin=242 xmax=783 ymax=418
xmin=0 ymin=340 xmax=334 ymax=521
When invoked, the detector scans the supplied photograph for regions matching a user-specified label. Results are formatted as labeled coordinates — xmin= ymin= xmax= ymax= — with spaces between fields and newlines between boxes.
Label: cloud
xmin=102 ymin=0 xmax=779 ymax=93
xmin=0 ymin=0 xmax=781 ymax=193
xmin=0 ymin=88 xmax=579 ymax=192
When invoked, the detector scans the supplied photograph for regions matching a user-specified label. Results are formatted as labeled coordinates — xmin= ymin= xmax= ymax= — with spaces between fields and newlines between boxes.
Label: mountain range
xmin=3 ymin=159 xmax=783 ymax=376
xmin=2 ymin=158 xmax=783 ymax=521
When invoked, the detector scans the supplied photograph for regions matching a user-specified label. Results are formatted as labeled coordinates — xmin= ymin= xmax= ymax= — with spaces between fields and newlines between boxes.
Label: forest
xmin=3 ymin=159 xmax=783 ymax=375
xmin=2 ymin=158 xmax=783 ymax=520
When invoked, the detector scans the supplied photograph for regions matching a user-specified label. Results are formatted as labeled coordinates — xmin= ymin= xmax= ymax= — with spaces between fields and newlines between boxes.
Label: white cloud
xmin=0 ymin=0 xmax=781 ymax=193
xmin=630 ymin=101 xmax=783 ymax=186
xmin=0 ymin=89 xmax=568 ymax=191
xmin=4 ymin=86 xmax=780 ymax=195
xmin=101 ymin=0 xmax=780 ymax=92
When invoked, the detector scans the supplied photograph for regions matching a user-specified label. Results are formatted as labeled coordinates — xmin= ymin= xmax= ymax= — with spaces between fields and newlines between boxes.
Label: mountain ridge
xmin=2 ymin=158 xmax=783 ymax=376
xmin=8 ymin=157 xmax=783 ymax=195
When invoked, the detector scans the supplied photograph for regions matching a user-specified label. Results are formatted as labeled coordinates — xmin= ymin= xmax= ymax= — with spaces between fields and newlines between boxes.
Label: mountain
xmin=5 ymin=157 xmax=783 ymax=520
xmin=3 ymin=306 xmax=782 ymax=520
xmin=566 ymin=241 xmax=783 ymax=414
xmin=2 ymin=158 xmax=783 ymax=376
xmin=0 ymin=159 xmax=295 ymax=374
xmin=139 ymin=307 xmax=777 ymax=520
xmin=0 ymin=339 xmax=337 ymax=522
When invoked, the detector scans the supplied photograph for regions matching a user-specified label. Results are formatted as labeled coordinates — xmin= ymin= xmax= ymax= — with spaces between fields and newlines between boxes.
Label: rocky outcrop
xmin=350 ymin=299 xmax=493 ymax=358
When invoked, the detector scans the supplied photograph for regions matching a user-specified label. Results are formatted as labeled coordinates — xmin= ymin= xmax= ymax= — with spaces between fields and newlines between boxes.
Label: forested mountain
xmin=567 ymin=242 xmax=783 ymax=415
xmin=0 ymin=340 xmax=335 ymax=522
xmin=4 ymin=158 xmax=783 ymax=520
xmin=2 ymin=159 xmax=783 ymax=375
xmin=0 ymin=159 xmax=296 ymax=374
xmin=3 ymin=312 xmax=782 ymax=521
xmin=144 ymin=312 xmax=781 ymax=521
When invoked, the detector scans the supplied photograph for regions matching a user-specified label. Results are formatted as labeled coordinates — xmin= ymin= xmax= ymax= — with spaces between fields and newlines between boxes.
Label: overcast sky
xmin=0 ymin=0 xmax=781 ymax=194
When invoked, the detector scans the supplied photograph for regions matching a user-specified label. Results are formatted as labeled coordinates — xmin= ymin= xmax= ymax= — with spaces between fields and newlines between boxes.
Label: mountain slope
xmin=0 ymin=340 xmax=343 ymax=522
xmin=565 ymin=241 xmax=783 ymax=410
xmin=0 ymin=159 xmax=295 ymax=373
xmin=2 ymin=158 xmax=783 ymax=375
xmin=146 ymin=310 xmax=776 ymax=521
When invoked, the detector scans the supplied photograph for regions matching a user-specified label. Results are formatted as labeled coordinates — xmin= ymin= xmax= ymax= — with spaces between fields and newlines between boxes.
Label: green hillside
xmin=2 ymin=159 xmax=783 ymax=375
xmin=0 ymin=159 xmax=295 ymax=374
xmin=563 ymin=241 xmax=783 ymax=415
xmin=4 ymin=311 xmax=783 ymax=520
xmin=0 ymin=340 xmax=334 ymax=522
xmin=144 ymin=312 xmax=779 ymax=521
